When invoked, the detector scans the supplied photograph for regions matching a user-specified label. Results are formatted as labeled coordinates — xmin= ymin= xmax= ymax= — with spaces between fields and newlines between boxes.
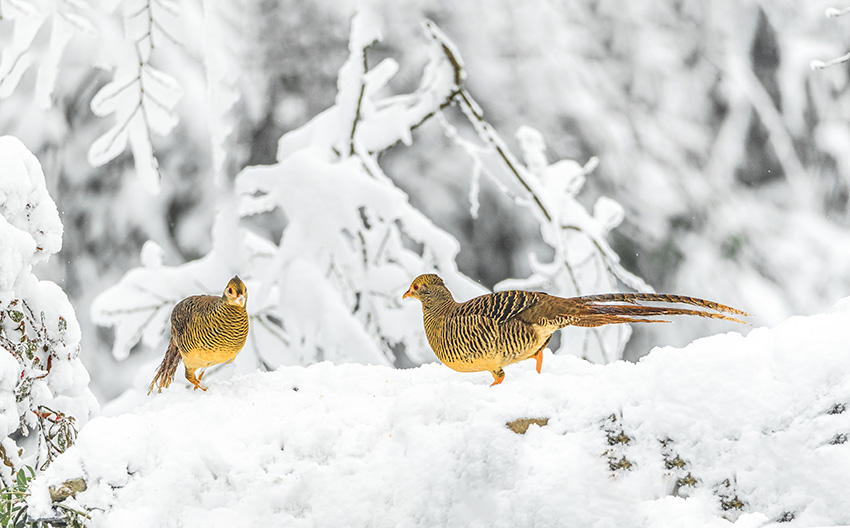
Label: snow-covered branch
xmin=87 ymin=0 xmax=183 ymax=194
xmin=0 ymin=0 xmax=183 ymax=194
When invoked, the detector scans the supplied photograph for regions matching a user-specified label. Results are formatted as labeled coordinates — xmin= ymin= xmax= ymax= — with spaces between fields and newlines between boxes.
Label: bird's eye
xmin=228 ymin=288 xmax=233 ymax=294
xmin=413 ymin=284 xmax=420 ymax=291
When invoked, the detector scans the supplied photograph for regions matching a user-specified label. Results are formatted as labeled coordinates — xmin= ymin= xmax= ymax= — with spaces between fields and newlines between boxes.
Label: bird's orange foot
xmin=533 ymin=349 xmax=543 ymax=374
xmin=185 ymin=369 xmax=207 ymax=392
xmin=490 ymin=369 xmax=506 ymax=386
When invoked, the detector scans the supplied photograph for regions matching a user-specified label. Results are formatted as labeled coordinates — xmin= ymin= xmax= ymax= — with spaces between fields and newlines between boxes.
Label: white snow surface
xmin=29 ymin=301 xmax=850 ymax=527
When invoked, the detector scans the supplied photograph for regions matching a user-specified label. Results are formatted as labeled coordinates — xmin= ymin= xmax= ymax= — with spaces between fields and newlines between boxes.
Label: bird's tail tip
xmin=147 ymin=338 xmax=181 ymax=395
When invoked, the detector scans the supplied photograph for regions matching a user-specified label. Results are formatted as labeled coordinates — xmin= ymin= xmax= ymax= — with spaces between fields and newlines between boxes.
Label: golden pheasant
xmin=148 ymin=276 xmax=249 ymax=394
xmin=403 ymin=274 xmax=748 ymax=386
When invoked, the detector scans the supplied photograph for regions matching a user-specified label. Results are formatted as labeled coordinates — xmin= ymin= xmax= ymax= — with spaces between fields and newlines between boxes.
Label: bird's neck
xmin=421 ymin=289 xmax=456 ymax=349
xmin=219 ymin=301 xmax=247 ymax=317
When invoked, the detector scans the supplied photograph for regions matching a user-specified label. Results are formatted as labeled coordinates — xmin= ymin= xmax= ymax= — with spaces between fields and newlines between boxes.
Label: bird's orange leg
xmin=532 ymin=349 xmax=543 ymax=374
xmin=531 ymin=336 xmax=552 ymax=374
xmin=185 ymin=366 xmax=207 ymax=392
xmin=490 ymin=368 xmax=506 ymax=386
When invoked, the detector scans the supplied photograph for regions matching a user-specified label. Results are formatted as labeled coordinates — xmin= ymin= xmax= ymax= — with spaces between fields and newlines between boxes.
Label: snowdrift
xmin=28 ymin=300 xmax=850 ymax=527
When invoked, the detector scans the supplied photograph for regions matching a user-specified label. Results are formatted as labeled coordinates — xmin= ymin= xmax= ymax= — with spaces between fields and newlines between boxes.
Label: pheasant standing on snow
xmin=148 ymin=276 xmax=249 ymax=394
xmin=403 ymin=274 xmax=748 ymax=386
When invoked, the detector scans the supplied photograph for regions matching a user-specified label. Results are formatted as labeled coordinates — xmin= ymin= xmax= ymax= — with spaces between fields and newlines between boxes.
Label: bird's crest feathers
xmin=403 ymin=274 xmax=448 ymax=301
xmin=410 ymin=274 xmax=445 ymax=287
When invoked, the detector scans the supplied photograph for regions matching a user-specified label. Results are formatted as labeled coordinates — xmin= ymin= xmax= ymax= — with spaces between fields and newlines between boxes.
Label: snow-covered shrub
xmin=0 ymin=137 xmax=96 ymax=485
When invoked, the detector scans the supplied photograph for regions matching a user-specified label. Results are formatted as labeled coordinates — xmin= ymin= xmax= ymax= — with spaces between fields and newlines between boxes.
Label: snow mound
xmin=29 ymin=302 xmax=850 ymax=527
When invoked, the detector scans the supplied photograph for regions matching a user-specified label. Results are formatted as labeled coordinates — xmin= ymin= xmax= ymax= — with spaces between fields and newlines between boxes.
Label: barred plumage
xmin=403 ymin=274 xmax=748 ymax=386
xmin=148 ymin=276 xmax=249 ymax=394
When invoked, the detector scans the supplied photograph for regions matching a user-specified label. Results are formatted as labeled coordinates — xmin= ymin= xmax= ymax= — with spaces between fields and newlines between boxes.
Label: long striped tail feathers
xmin=565 ymin=292 xmax=749 ymax=328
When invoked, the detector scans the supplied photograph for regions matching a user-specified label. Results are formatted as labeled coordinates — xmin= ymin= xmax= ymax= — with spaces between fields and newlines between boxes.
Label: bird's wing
xmin=171 ymin=295 xmax=217 ymax=336
xmin=454 ymin=290 xmax=542 ymax=324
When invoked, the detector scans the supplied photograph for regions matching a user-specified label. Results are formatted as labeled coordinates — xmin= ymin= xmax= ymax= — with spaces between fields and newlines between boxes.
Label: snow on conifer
xmin=0 ymin=136 xmax=96 ymax=485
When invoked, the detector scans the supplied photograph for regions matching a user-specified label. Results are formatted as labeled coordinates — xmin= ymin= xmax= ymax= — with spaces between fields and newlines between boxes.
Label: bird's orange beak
xmin=235 ymin=294 xmax=246 ymax=307
xmin=402 ymin=288 xmax=413 ymax=300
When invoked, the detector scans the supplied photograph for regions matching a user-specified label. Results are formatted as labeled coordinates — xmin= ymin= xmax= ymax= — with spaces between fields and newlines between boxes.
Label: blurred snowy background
xmin=2 ymin=0 xmax=850 ymax=404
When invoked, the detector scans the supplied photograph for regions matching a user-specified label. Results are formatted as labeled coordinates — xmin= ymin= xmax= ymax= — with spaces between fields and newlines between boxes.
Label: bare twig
xmin=54 ymin=503 xmax=92 ymax=520
xmin=454 ymin=90 xmax=554 ymax=223
xmin=349 ymin=45 xmax=372 ymax=156
xmin=424 ymin=24 xmax=554 ymax=223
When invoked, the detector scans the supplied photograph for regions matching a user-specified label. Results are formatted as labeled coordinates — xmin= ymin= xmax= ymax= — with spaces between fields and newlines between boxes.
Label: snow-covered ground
xmin=28 ymin=299 xmax=850 ymax=527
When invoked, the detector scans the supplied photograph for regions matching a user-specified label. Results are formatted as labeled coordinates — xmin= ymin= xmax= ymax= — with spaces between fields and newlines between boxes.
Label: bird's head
xmin=223 ymin=276 xmax=247 ymax=308
xmin=402 ymin=274 xmax=448 ymax=303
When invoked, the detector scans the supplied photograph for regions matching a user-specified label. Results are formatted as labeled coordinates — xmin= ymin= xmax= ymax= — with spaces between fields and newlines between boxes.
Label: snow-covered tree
xmin=0 ymin=136 xmax=96 ymax=485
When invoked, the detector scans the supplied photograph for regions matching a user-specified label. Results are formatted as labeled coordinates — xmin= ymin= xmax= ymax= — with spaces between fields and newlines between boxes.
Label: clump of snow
xmin=28 ymin=304 xmax=850 ymax=526
xmin=0 ymin=136 xmax=96 ymax=484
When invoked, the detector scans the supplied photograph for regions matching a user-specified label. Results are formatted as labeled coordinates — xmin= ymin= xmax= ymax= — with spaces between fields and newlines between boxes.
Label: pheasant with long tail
xmin=403 ymin=274 xmax=748 ymax=386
